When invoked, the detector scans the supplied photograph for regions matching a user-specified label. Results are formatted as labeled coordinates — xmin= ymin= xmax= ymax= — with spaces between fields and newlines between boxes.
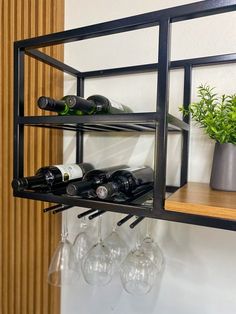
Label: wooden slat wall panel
xmin=0 ymin=1 xmax=64 ymax=313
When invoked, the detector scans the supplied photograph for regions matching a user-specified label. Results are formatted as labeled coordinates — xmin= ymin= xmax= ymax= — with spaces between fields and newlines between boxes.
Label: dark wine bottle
xmin=37 ymin=96 xmax=83 ymax=116
xmin=65 ymin=94 xmax=132 ymax=114
xmin=66 ymin=164 xmax=128 ymax=196
xmin=12 ymin=163 xmax=94 ymax=192
xmin=96 ymin=166 xmax=153 ymax=200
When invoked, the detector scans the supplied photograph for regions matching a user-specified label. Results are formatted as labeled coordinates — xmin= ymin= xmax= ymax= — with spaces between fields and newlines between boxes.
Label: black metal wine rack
xmin=13 ymin=0 xmax=236 ymax=230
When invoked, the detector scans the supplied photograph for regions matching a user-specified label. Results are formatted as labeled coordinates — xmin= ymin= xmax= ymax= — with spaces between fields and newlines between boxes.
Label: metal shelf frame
xmin=13 ymin=0 xmax=236 ymax=231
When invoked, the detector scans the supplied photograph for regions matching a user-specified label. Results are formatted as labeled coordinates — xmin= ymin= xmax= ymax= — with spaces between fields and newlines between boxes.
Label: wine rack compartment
xmin=13 ymin=0 xmax=236 ymax=231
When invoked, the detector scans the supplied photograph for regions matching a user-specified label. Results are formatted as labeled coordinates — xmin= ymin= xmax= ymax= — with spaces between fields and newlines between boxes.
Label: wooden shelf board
xmin=165 ymin=182 xmax=236 ymax=220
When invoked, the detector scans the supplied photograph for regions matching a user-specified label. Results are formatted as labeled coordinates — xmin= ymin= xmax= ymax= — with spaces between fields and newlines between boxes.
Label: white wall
xmin=62 ymin=1 xmax=236 ymax=313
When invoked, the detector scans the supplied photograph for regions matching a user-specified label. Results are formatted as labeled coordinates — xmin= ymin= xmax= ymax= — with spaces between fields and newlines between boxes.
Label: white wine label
xmin=109 ymin=98 xmax=125 ymax=111
xmin=55 ymin=164 xmax=83 ymax=181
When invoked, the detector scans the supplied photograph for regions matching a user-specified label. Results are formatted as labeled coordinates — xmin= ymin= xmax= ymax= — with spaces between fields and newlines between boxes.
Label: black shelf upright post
xmin=180 ymin=64 xmax=192 ymax=186
xmin=13 ymin=44 xmax=25 ymax=179
xmin=76 ymin=76 xmax=84 ymax=163
xmin=154 ymin=18 xmax=171 ymax=213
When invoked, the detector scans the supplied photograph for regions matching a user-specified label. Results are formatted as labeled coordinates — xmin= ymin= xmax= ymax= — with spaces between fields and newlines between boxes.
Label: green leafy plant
xmin=180 ymin=84 xmax=236 ymax=144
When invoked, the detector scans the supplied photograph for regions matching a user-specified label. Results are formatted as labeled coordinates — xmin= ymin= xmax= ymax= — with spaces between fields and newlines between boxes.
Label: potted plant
xmin=180 ymin=84 xmax=236 ymax=191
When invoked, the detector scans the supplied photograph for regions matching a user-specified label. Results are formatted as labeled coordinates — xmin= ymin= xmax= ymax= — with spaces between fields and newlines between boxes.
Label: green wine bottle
xmin=37 ymin=96 xmax=83 ymax=115
xmin=65 ymin=94 xmax=132 ymax=115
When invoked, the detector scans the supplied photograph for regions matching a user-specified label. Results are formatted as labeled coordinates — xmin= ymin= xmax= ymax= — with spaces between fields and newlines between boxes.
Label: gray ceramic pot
xmin=210 ymin=143 xmax=236 ymax=191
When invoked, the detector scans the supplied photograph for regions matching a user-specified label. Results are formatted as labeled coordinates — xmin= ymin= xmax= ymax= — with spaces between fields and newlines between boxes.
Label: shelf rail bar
xmin=180 ymin=65 xmax=192 ymax=186
xmin=154 ymin=18 xmax=171 ymax=212
xmin=15 ymin=1 xmax=236 ymax=49
xmin=82 ymin=53 xmax=236 ymax=78
xmin=13 ymin=45 xmax=24 ymax=178
xmin=76 ymin=76 xmax=84 ymax=163
xmin=25 ymin=50 xmax=236 ymax=79
xmin=26 ymin=49 xmax=82 ymax=77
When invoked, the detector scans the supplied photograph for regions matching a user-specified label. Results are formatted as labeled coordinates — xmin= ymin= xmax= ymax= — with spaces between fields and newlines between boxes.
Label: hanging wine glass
xmin=48 ymin=210 xmax=79 ymax=287
xmin=120 ymin=220 xmax=156 ymax=295
xmin=71 ymin=216 xmax=94 ymax=264
xmin=81 ymin=215 xmax=113 ymax=286
xmin=140 ymin=218 xmax=164 ymax=274
xmin=103 ymin=217 xmax=128 ymax=273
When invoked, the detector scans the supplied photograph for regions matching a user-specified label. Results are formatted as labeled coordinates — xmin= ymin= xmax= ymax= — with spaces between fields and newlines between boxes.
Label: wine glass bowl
xmin=140 ymin=236 xmax=164 ymax=274
xmin=103 ymin=229 xmax=128 ymax=272
xmin=120 ymin=248 xmax=157 ymax=295
xmin=82 ymin=242 xmax=113 ymax=286
xmin=71 ymin=217 xmax=94 ymax=264
xmin=47 ymin=210 xmax=80 ymax=287
xmin=48 ymin=238 xmax=79 ymax=287
xmin=72 ymin=231 xmax=93 ymax=263
xmin=140 ymin=218 xmax=165 ymax=275
xmin=81 ymin=216 xmax=113 ymax=286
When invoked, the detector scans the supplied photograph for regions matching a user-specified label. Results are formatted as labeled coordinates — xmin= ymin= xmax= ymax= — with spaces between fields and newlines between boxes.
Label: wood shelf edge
xmin=165 ymin=182 xmax=236 ymax=220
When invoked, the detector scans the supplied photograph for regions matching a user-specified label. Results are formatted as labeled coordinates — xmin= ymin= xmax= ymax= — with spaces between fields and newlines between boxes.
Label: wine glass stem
xmin=97 ymin=215 xmax=102 ymax=243
xmin=135 ymin=217 xmax=142 ymax=249
xmin=146 ymin=218 xmax=151 ymax=238
xmin=112 ymin=214 xmax=117 ymax=232
xmin=81 ymin=216 xmax=87 ymax=230
xmin=62 ymin=210 xmax=69 ymax=241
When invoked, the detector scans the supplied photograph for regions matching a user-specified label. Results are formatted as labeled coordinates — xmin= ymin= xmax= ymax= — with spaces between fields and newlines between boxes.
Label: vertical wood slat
xmin=0 ymin=1 xmax=64 ymax=313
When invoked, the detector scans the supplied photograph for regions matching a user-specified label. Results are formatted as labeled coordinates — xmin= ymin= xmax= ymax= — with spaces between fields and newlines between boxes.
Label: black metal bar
xmin=87 ymin=124 xmax=128 ymax=132
xmin=43 ymin=204 xmax=60 ymax=213
xmin=26 ymin=49 xmax=81 ymax=77
xmin=77 ymin=76 xmax=84 ymax=96
xmin=168 ymin=114 xmax=189 ymax=131
xmin=166 ymin=185 xmax=179 ymax=193
xmin=154 ymin=18 xmax=171 ymax=212
xmin=83 ymin=63 xmax=158 ymax=78
xmin=77 ymin=208 xmax=97 ymax=219
xmin=24 ymin=121 xmax=185 ymax=133
xmin=17 ymin=112 xmax=189 ymax=131
xmin=167 ymin=0 xmax=236 ymax=23
xmin=88 ymin=210 xmax=106 ymax=220
xmin=85 ymin=123 xmax=152 ymax=132
xmin=13 ymin=190 xmax=151 ymax=216
xmin=159 ymin=209 xmax=236 ymax=232
xmin=180 ymin=65 xmax=192 ymax=186
xmin=76 ymin=128 xmax=84 ymax=160
xmin=13 ymin=45 xmax=24 ymax=178
xmin=82 ymin=53 xmax=236 ymax=78
xmin=175 ymin=53 xmax=236 ymax=68
xmin=28 ymin=123 xmax=153 ymax=133
xmin=52 ymin=205 xmax=73 ymax=214
xmin=117 ymin=214 xmax=134 ymax=226
xmin=76 ymin=77 xmax=84 ymax=163
xmin=13 ymin=189 xmax=236 ymax=231
xmin=78 ymin=125 xmax=112 ymax=132
xmin=84 ymin=125 xmax=125 ymax=132
xmin=109 ymin=123 xmax=153 ymax=132
xmin=15 ymin=1 xmax=236 ymax=49
xmin=124 ymin=184 xmax=153 ymax=205
xmin=26 ymin=124 xmax=81 ymax=132
xmin=130 ymin=216 xmax=145 ymax=229
xmin=18 ymin=112 xmax=159 ymax=124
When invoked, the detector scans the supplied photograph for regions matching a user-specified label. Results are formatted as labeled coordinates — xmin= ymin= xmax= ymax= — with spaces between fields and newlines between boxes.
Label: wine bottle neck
xmin=37 ymin=96 xmax=67 ymax=113
xmin=12 ymin=174 xmax=46 ymax=191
